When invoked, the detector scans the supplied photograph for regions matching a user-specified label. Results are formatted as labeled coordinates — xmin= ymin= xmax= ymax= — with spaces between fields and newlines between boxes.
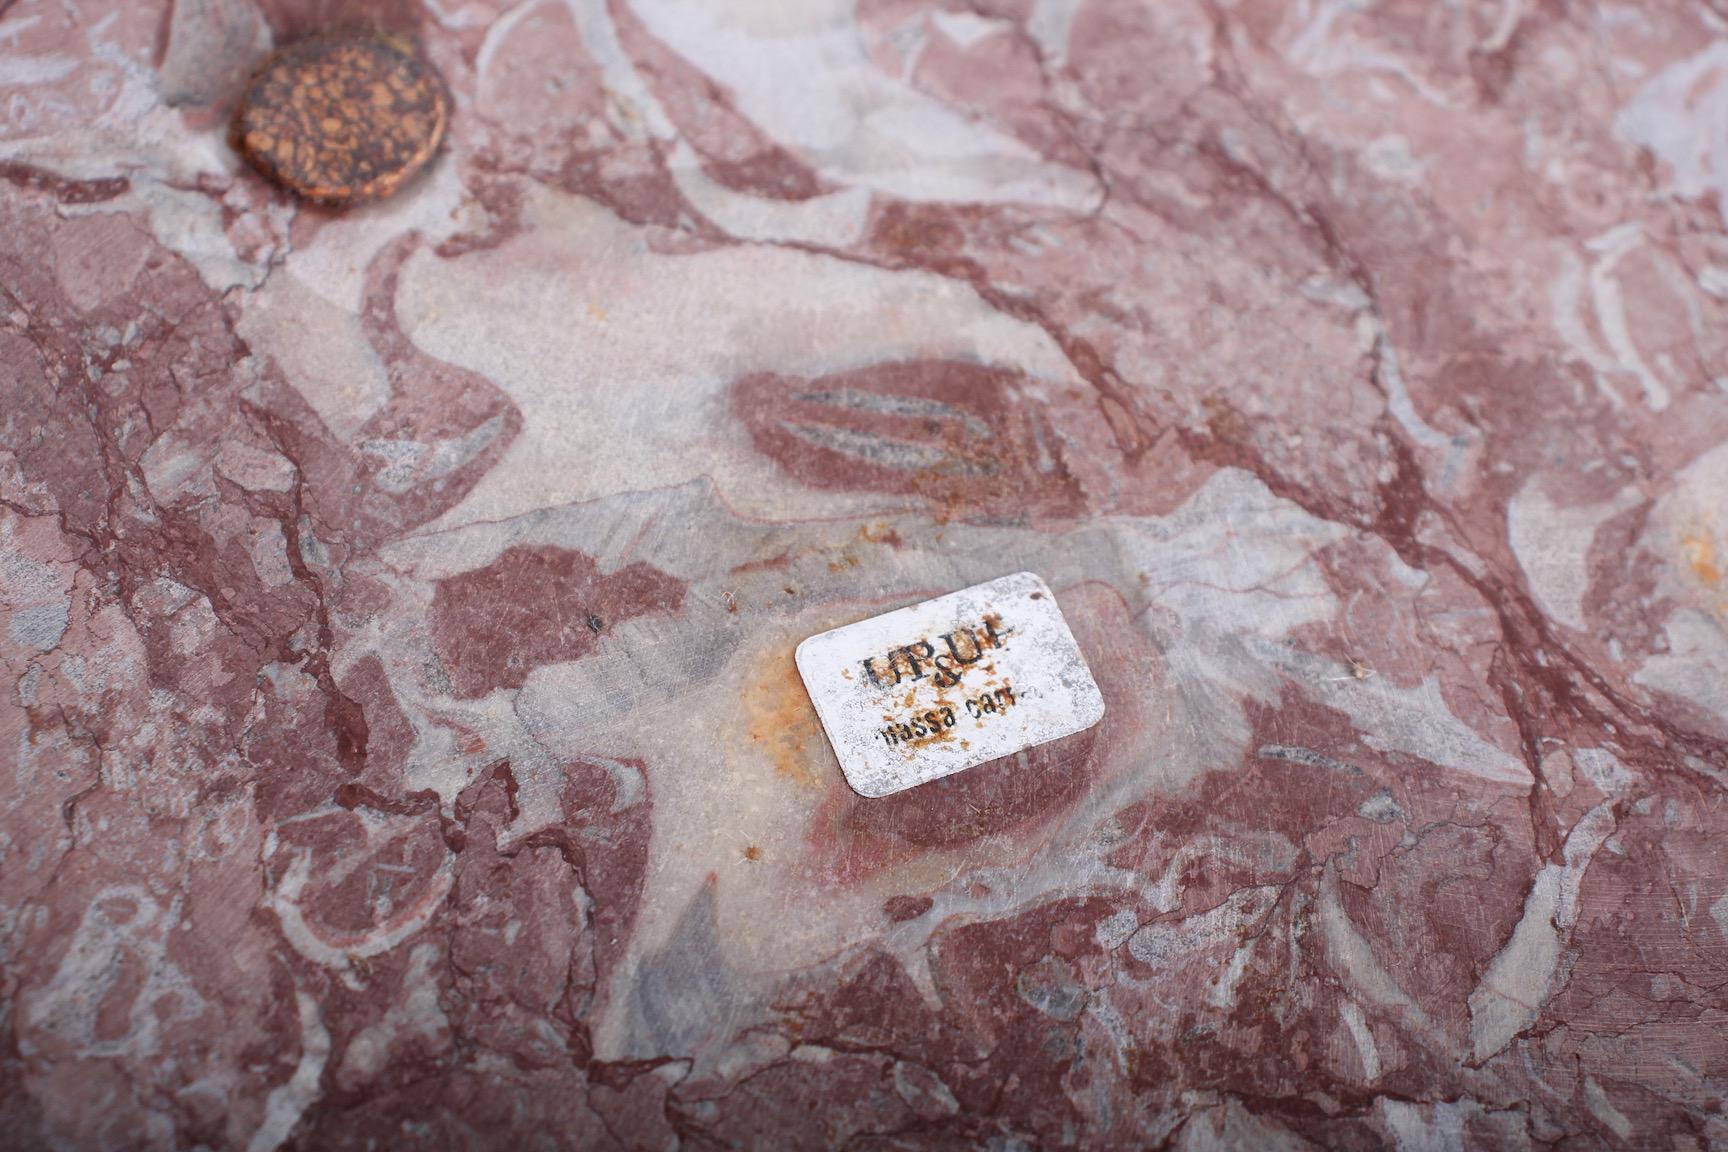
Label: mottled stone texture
xmin=1 ymin=1 xmax=1726 ymax=1149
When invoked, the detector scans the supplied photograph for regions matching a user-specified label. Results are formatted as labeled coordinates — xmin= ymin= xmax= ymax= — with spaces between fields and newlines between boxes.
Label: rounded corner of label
xmin=841 ymin=771 xmax=895 ymax=799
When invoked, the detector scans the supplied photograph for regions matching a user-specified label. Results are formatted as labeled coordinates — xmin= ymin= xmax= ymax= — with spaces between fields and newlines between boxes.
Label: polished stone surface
xmin=2 ymin=1 xmax=1726 ymax=1148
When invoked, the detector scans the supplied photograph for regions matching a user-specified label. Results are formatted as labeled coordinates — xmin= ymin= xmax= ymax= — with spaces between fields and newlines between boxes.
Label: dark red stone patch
xmin=428 ymin=545 xmax=686 ymax=697
xmin=883 ymin=894 xmax=934 ymax=923
xmin=732 ymin=361 xmax=1084 ymax=522
xmin=612 ymin=0 xmax=828 ymax=202
xmin=267 ymin=804 xmax=448 ymax=944
xmin=842 ymin=727 xmax=1099 ymax=852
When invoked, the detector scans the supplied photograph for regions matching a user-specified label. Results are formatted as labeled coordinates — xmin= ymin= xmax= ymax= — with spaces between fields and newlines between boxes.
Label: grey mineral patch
xmin=9 ymin=603 xmax=70 ymax=652
xmin=795 ymin=388 xmax=992 ymax=437
xmin=1357 ymin=790 xmax=1402 ymax=824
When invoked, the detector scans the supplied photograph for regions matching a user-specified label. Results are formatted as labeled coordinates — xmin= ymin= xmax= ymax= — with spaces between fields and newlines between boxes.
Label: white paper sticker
xmin=795 ymin=572 xmax=1105 ymax=797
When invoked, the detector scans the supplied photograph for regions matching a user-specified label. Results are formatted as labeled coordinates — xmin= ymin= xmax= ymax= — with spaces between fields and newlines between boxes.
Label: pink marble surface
xmin=3 ymin=0 xmax=1727 ymax=1148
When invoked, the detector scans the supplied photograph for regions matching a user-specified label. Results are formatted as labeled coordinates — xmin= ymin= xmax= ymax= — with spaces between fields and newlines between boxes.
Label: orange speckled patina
xmin=232 ymin=33 xmax=447 ymax=205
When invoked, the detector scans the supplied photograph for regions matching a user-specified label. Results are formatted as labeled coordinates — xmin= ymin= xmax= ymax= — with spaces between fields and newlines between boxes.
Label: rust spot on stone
xmin=1683 ymin=531 xmax=1721 ymax=587
xmin=232 ymin=32 xmax=447 ymax=205
xmin=858 ymin=523 xmax=902 ymax=548
xmin=743 ymin=651 xmax=825 ymax=786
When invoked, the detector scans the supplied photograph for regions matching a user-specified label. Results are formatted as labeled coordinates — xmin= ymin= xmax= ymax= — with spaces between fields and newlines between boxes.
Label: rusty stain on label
xmin=232 ymin=32 xmax=448 ymax=205
xmin=796 ymin=572 xmax=1104 ymax=797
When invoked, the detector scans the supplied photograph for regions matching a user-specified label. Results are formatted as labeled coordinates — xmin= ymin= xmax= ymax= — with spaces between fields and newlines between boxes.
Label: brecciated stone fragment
xmin=231 ymin=32 xmax=447 ymax=205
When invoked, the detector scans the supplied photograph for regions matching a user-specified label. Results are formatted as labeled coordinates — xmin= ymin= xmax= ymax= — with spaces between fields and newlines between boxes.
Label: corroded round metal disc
xmin=232 ymin=33 xmax=447 ymax=205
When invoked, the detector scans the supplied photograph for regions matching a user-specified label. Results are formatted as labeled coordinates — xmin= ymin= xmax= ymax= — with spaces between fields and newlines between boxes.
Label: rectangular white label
xmin=795 ymin=572 xmax=1105 ymax=798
